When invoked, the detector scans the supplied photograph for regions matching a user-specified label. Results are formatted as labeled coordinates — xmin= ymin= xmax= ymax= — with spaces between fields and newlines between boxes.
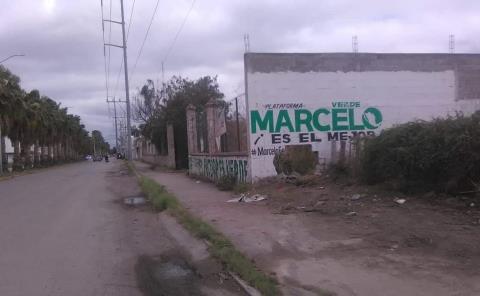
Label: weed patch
xmin=215 ymin=175 xmax=237 ymax=191
xmin=233 ymin=183 xmax=250 ymax=194
xmin=139 ymin=176 xmax=178 ymax=211
xmin=273 ymin=145 xmax=317 ymax=175
xmin=125 ymin=161 xmax=135 ymax=176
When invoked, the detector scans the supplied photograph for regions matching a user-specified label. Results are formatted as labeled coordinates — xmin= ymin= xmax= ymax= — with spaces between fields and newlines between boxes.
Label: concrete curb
xmin=129 ymin=160 xmax=264 ymax=296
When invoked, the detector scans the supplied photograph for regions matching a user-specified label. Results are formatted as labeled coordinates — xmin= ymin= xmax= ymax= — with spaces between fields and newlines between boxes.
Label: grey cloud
xmin=2 ymin=0 xmax=480 ymax=145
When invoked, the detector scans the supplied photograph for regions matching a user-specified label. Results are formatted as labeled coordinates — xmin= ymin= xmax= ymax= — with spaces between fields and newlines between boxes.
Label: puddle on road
xmin=136 ymin=255 xmax=201 ymax=296
xmin=124 ymin=196 xmax=147 ymax=206
xmin=155 ymin=261 xmax=193 ymax=279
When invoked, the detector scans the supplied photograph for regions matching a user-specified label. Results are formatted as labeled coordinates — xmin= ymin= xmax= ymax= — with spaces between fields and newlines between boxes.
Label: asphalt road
xmin=0 ymin=160 xmax=163 ymax=296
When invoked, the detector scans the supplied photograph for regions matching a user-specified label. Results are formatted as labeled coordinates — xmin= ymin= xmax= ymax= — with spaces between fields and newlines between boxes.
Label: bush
xmin=233 ymin=183 xmax=250 ymax=194
xmin=273 ymin=145 xmax=317 ymax=175
xmin=216 ymin=175 xmax=237 ymax=191
xmin=360 ymin=111 xmax=480 ymax=193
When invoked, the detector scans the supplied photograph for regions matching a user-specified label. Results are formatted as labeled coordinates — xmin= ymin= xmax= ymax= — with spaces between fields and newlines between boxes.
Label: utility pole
xmin=113 ymin=99 xmax=118 ymax=151
xmin=352 ymin=36 xmax=358 ymax=53
xmin=93 ymin=134 xmax=96 ymax=156
xmin=0 ymin=126 xmax=3 ymax=175
xmin=103 ymin=0 xmax=132 ymax=160
xmin=120 ymin=0 xmax=132 ymax=161
xmin=449 ymin=34 xmax=455 ymax=54
xmin=235 ymin=97 xmax=240 ymax=151
xmin=106 ymin=96 xmax=126 ymax=152
xmin=244 ymin=34 xmax=250 ymax=52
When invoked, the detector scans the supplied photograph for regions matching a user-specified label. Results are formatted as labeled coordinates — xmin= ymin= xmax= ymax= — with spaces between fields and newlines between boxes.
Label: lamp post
xmin=0 ymin=54 xmax=25 ymax=64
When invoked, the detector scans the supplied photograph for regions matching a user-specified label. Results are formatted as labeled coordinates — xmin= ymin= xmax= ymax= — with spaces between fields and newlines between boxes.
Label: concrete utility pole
xmin=93 ymin=135 xmax=96 ymax=156
xmin=449 ymin=34 xmax=455 ymax=54
xmin=103 ymin=0 xmax=132 ymax=160
xmin=352 ymin=36 xmax=358 ymax=53
xmin=0 ymin=126 xmax=3 ymax=175
xmin=106 ymin=97 xmax=126 ymax=152
xmin=113 ymin=99 xmax=118 ymax=151
xmin=119 ymin=0 xmax=132 ymax=161
xmin=244 ymin=34 xmax=250 ymax=52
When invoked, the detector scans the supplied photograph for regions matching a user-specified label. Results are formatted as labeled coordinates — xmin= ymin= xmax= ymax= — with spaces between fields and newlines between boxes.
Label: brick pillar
xmin=166 ymin=124 xmax=176 ymax=168
xmin=186 ymin=104 xmax=197 ymax=154
xmin=205 ymin=99 xmax=218 ymax=154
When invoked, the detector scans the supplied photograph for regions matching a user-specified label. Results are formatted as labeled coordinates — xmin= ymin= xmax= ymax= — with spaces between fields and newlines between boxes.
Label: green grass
xmin=139 ymin=176 xmax=179 ymax=212
xmin=136 ymin=173 xmax=280 ymax=296
xmin=125 ymin=161 xmax=136 ymax=176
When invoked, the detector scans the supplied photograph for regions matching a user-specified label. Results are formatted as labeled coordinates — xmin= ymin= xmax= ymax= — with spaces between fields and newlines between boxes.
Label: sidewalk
xmin=135 ymin=161 xmax=480 ymax=296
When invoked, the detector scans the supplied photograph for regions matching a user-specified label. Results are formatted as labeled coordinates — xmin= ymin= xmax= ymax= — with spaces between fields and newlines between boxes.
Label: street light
xmin=0 ymin=54 xmax=25 ymax=64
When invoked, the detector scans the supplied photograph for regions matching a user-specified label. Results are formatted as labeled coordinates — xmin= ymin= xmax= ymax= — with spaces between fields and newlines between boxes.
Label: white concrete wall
xmin=3 ymin=137 xmax=14 ymax=153
xmin=247 ymin=71 xmax=480 ymax=179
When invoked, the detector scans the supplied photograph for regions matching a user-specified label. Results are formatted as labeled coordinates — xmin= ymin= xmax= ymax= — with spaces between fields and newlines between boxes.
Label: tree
xmin=91 ymin=130 xmax=109 ymax=155
xmin=0 ymin=65 xmax=95 ymax=172
xmin=134 ymin=76 xmax=224 ymax=168
xmin=0 ymin=66 xmax=23 ymax=172
xmin=133 ymin=79 xmax=161 ymax=123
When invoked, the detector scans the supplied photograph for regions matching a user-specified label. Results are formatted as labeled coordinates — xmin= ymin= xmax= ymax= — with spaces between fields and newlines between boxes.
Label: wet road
xmin=0 ymin=160 xmax=158 ymax=296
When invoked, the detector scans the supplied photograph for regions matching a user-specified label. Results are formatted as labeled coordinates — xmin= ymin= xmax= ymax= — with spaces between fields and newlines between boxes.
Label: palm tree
xmin=1 ymin=65 xmax=93 ymax=171
xmin=6 ymin=93 xmax=27 ymax=171
xmin=41 ymin=97 xmax=59 ymax=165
xmin=0 ymin=66 xmax=23 ymax=172
xmin=19 ymin=90 xmax=41 ymax=168
xmin=37 ymin=97 xmax=53 ymax=166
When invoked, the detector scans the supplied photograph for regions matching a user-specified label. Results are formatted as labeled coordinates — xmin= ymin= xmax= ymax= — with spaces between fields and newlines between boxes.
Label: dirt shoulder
xmin=135 ymin=161 xmax=480 ymax=296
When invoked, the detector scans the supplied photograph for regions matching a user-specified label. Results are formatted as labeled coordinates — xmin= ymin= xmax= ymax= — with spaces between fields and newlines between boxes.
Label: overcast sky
xmin=1 ymin=0 xmax=480 ymax=144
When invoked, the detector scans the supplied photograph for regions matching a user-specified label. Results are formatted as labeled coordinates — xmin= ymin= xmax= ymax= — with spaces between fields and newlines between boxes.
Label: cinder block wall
xmin=245 ymin=53 xmax=480 ymax=179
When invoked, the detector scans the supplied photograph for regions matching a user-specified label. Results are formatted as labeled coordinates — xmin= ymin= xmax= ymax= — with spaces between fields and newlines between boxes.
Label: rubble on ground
xmin=227 ymin=193 xmax=268 ymax=203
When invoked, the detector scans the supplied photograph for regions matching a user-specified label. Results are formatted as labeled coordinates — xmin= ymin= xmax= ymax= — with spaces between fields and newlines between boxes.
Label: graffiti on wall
xmin=189 ymin=156 xmax=249 ymax=183
xmin=249 ymin=101 xmax=383 ymax=158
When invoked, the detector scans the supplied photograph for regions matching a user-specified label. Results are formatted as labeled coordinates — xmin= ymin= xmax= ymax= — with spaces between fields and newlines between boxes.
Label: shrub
xmin=273 ymin=145 xmax=317 ymax=175
xmin=216 ymin=175 xmax=237 ymax=191
xmin=360 ymin=111 xmax=480 ymax=193
xmin=233 ymin=183 xmax=250 ymax=194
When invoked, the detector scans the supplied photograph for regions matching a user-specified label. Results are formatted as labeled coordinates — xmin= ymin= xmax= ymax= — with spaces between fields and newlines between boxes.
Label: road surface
xmin=0 ymin=160 xmax=156 ymax=295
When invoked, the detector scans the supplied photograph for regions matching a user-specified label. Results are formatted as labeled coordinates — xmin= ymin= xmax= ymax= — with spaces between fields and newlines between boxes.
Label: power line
xmin=113 ymin=0 xmax=136 ymax=98
xmin=126 ymin=0 xmax=136 ymax=39
xmin=130 ymin=0 xmax=161 ymax=81
xmin=162 ymin=0 xmax=197 ymax=64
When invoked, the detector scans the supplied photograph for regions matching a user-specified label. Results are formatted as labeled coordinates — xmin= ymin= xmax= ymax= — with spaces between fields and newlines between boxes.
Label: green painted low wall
xmin=189 ymin=154 xmax=249 ymax=183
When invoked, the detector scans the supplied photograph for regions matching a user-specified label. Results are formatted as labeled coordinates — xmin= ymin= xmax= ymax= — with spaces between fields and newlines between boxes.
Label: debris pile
xmin=227 ymin=193 xmax=268 ymax=203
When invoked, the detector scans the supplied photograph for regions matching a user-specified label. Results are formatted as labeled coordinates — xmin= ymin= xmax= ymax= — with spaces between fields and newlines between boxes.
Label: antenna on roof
xmin=352 ymin=35 xmax=358 ymax=53
xmin=449 ymin=34 xmax=455 ymax=54
xmin=244 ymin=34 xmax=250 ymax=52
